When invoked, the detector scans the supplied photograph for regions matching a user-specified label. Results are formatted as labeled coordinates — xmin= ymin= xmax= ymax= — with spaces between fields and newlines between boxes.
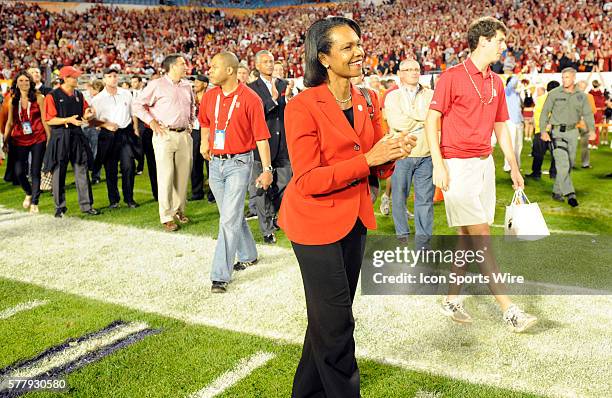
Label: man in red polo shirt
xmin=44 ymin=66 xmax=99 ymax=218
xmin=199 ymin=51 xmax=273 ymax=294
xmin=425 ymin=17 xmax=537 ymax=333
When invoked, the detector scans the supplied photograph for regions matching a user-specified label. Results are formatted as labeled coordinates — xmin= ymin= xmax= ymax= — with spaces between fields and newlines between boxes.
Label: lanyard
xmin=18 ymin=101 xmax=31 ymax=122
xmin=214 ymin=94 xmax=238 ymax=132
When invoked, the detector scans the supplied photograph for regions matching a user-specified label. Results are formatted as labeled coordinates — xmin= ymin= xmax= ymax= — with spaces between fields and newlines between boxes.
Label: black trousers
xmin=291 ymin=219 xmax=366 ymax=398
xmin=141 ymin=127 xmax=158 ymax=201
xmin=13 ymin=141 xmax=46 ymax=205
xmin=3 ymin=140 xmax=19 ymax=185
xmin=95 ymin=126 xmax=136 ymax=205
xmin=191 ymin=128 xmax=206 ymax=198
xmin=248 ymin=158 xmax=292 ymax=236
xmin=530 ymin=133 xmax=557 ymax=177
xmin=135 ymin=119 xmax=145 ymax=173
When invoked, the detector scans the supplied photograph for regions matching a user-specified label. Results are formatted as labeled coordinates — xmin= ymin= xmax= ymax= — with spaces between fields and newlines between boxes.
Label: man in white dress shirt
xmin=90 ymin=67 xmax=141 ymax=209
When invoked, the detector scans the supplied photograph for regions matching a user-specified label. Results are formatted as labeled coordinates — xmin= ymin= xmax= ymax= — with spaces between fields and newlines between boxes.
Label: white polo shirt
xmin=91 ymin=87 xmax=133 ymax=129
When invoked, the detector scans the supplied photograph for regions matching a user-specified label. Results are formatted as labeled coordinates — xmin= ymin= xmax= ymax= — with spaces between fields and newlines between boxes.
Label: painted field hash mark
xmin=0 ymin=300 xmax=48 ymax=320
xmin=0 ymin=320 xmax=160 ymax=397
xmin=190 ymin=352 xmax=276 ymax=398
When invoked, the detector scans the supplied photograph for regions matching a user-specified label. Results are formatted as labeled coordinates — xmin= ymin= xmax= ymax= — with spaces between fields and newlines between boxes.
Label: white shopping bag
xmin=504 ymin=189 xmax=550 ymax=240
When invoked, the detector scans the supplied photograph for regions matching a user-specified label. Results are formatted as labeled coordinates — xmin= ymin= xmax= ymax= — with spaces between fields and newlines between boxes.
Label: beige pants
xmin=152 ymin=130 xmax=193 ymax=224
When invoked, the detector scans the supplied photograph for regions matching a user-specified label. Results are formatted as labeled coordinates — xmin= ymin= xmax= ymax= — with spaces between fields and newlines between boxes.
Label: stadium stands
xmin=0 ymin=0 xmax=609 ymax=81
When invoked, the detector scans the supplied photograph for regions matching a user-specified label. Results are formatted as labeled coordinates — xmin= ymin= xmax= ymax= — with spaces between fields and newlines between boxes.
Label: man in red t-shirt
xmin=198 ymin=51 xmax=272 ymax=294
xmin=425 ymin=17 xmax=536 ymax=333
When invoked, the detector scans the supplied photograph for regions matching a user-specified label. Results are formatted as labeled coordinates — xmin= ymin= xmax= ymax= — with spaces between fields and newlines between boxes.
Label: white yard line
xmin=0 ymin=300 xmax=48 ymax=320
xmin=190 ymin=352 xmax=275 ymax=398
xmin=0 ymin=322 xmax=148 ymax=382
xmin=0 ymin=207 xmax=610 ymax=398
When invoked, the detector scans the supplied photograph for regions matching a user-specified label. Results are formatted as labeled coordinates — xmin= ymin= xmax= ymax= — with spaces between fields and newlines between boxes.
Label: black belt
xmin=168 ymin=127 xmax=188 ymax=133
xmin=211 ymin=151 xmax=250 ymax=160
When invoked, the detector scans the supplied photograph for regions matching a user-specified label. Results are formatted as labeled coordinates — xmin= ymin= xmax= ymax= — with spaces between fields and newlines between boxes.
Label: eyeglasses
xmin=400 ymin=68 xmax=421 ymax=72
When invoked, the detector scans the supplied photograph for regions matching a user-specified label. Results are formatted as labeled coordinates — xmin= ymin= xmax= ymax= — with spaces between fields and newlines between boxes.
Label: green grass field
xmin=0 ymin=144 xmax=610 ymax=397
xmin=0 ymin=280 xmax=545 ymax=398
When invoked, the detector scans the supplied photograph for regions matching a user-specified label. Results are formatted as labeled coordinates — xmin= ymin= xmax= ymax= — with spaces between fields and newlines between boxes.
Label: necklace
xmin=335 ymin=94 xmax=352 ymax=104
xmin=462 ymin=61 xmax=494 ymax=105
xmin=328 ymin=85 xmax=352 ymax=104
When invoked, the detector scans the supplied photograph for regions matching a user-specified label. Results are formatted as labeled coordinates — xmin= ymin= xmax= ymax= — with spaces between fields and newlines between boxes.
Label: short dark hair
xmin=546 ymin=80 xmax=560 ymax=92
xmin=131 ymin=76 xmax=143 ymax=82
xmin=303 ymin=17 xmax=361 ymax=88
xmin=161 ymin=54 xmax=184 ymax=73
xmin=467 ymin=17 xmax=507 ymax=52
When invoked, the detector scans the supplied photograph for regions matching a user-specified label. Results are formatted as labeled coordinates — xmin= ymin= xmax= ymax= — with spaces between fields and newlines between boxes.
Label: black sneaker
xmin=211 ymin=281 xmax=227 ymax=293
xmin=263 ymin=234 xmax=277 ymax=244
xmin=109 ymin=202 xmax=120 ymax=209
xmin=552 ymin=193 xmax=564 ymax=202
xmin=245 ymin=210 xmax=257 ymax=220
xmin=525 ymin=173 xmax=541 ymax=180
xmin=581 ymin=165 xmax=592 ymax=169
xmin=82 ymin=208 xmax=100 ymax=216
xmin=233 ymin=258 xmax=258 ymax=271
xmin=567 ymin=194 xmax=579 ymax=207
xmin=54 ymin=209 xmax=64 ymax=218
xmin=273 ymin=218 xmax=280 ymax=231
xmin=207 ymin=192 xmax=216 ymax=203
xmin=126 ymin=202 xmax=139 ymax=209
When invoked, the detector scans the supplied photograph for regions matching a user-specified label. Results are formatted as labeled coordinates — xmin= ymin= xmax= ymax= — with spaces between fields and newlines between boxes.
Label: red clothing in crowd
xmin=43 ymin=87 xmax=88 ymax=121
xmin=198 ymin=83 xmax=270 ymax=155
xmin=430 ymin=58 xmax=509 ymax=159
xmin=10 ymin=100 xmax=47 ymax=147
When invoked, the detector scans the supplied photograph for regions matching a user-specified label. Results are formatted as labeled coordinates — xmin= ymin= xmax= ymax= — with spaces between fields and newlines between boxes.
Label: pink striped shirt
xmin=132 ymin=76 xmax=195 ymax=129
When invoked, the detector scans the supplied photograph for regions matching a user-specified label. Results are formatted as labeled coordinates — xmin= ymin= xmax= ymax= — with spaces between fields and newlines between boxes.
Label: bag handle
xmin=511 ymin=189 xmax=531 ymax=205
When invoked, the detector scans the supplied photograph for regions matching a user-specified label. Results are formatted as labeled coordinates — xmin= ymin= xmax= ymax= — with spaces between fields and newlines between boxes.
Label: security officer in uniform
xmin=539 ymin=68 xmax=595 ymax=207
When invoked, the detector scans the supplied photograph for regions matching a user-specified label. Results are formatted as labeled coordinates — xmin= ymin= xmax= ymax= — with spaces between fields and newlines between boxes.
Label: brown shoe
xmin=163 ymin=221 xmax=179 ymax=232
xmin=175 ymin=212 xmax=190 ymax=224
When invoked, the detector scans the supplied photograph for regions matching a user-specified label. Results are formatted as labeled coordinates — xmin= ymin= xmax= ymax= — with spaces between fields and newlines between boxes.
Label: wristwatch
xmin=263 ymin=165 xmax=274 ymax=173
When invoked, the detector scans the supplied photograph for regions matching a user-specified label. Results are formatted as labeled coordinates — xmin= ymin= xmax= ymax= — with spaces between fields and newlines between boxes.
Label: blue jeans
xmin=391 ymin=156 xmax=434 ymax=237
xmin=82 ymin=126 xmax=99 ymax=158
xmin=209 ymin=152 xmax=258 ymax=283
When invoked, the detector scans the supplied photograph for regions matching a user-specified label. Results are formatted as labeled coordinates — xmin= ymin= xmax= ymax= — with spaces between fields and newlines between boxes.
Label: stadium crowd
xmin=0 ymin=0 xmax=610 ymax=80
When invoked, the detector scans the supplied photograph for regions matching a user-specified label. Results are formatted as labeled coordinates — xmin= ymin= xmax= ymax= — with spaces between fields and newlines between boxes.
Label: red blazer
xmin=278 ymin=84 xmax=394 ymax=245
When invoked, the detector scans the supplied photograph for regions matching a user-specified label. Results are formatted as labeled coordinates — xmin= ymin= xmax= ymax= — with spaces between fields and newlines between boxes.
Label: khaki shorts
xmin=443 ymin=155 xmax=495 ymax=227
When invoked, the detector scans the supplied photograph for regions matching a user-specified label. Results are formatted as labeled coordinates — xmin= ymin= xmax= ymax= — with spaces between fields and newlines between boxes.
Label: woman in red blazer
xmin=278 ymin=17 xmax=416 ymax=398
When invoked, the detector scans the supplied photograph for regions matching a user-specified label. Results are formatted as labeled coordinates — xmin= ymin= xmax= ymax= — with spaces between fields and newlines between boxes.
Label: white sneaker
xmin=380 ymin=193 xmax=390 ymax=216
xmin=441 ymin=298 xmax=473 ymax=323
xmin=503 ymin=304 xmax=537 ymax=333
xmin=29 ymin=204 xmax=39 ymax=214
xmin=407 ymin=210 xmax=414 ymax=219
xmin=22 ymin=195 xmax=32 ymax=209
